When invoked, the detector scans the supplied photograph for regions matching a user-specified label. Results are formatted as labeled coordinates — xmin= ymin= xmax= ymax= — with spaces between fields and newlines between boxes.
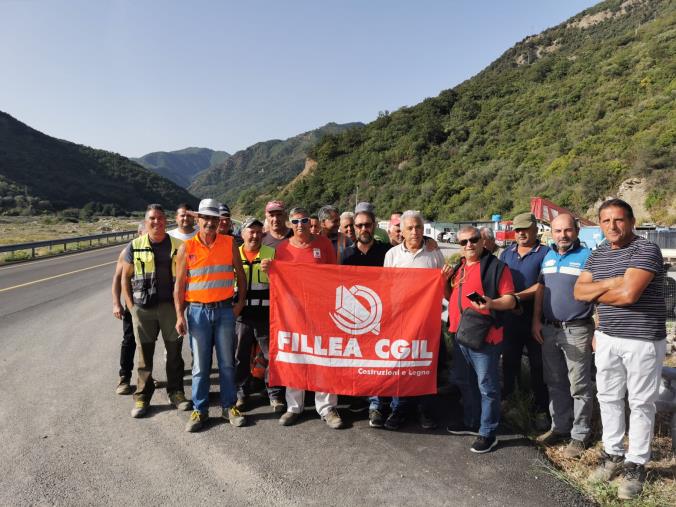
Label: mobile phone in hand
xmin=466 ymin=291 xmax=486 ymax=304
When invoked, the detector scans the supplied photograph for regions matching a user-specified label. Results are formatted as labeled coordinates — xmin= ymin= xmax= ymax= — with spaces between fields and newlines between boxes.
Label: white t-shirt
xmin=167 ymin=228 xmax=198 ymax=241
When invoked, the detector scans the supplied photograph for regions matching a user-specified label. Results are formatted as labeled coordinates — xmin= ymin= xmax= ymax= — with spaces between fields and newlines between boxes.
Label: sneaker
xmin=131 ymin=400 xmax=148 ymax=418
xmin=446 ymin=421 xmax=480 ymax=436
xmin=322 ymin=408 xmax=344 ymax=429
xmin=562 ymin=439 xmax=586 ymax=459
xmin=384 ymin=410 xmax=406 ymax=431
xmin=534 ymin=412 xmax=551 ymax=432
xmin=270 ymin=399 xmax=286 ymax=414
xmin=116 ymin=377 xmax=132 ymax=395
xmin=470 ymin=435 xmax=499 ymax=454
xmin=368 ymin=409 xmax=384 ymax=428
xmin=224 ymin=406 xmax=246 ymax=427
xmin=589 ymin=450 xmax=624 ymax=482
xmin=235 ymin=397 xmax=246 ymax=411
xmin=168 ymin=392 xmax=192 ymax=411
xmin=418 ymin=411 xmax=438 ymax=430
xmin=278 ymin=411 xmax=300 ymax=426
xmin=617 ymin=462 xmax=646 ymax=500
xmin=536 ymin=429 xmax=570 ymax=446
xmin=185 ymin=410 xmax=208 ymax=432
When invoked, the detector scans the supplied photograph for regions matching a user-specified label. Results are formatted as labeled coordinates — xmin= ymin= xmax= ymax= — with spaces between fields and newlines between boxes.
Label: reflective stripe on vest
xmin=130 ymin=234 xmax=182 ymax=306
xmin=184 ymin=234 xmax=235 ymax=303
xmin=239 ymin=244 xmax=275 ymax=308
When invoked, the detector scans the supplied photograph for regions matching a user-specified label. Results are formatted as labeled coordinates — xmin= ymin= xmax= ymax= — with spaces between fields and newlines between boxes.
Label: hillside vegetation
xmin=0 ymin=112 xmax=198 ymax=215
xmin=189 ymin=122 xmax=363 ymax=211
xmin=281 ymin=0 xmax=675 ymax=223
xmin=133 ymin=147 xmax=229 ymax=188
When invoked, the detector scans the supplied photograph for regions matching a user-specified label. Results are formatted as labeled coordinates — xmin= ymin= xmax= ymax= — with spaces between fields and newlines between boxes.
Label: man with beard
xmin=168 ymin=203 xmax=198 ymax=241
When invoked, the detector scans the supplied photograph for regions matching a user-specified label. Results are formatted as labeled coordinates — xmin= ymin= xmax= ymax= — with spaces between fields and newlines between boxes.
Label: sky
xmin=0 ymin=0 xmax=599 ymax=158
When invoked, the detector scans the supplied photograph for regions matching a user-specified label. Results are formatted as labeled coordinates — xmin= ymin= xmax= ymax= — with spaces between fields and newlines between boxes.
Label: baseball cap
xmin=354 ymin=201 xmax=375 ymax=215
xmin=265 ymin=200 xmax=285 ymax=213
xmin=241 ymin=216 xmax=263 ymax=229
xmin=513 ymin=212 xmax=536 ymax=229
xmin=389 ymin=213 xmax=401 ymax=227
xmin=219 ymin=203 xmax=231 ymax=217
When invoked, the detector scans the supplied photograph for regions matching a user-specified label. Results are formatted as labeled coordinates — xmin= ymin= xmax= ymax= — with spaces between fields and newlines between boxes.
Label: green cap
xmin=513 ymin=212 xmax=536 ymax=229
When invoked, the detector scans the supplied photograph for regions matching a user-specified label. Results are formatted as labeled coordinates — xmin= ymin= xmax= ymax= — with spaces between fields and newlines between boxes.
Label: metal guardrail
xmin=0 ymin=230 xmax=137 ymax=259
xmin=637 ymin=230 xmax=676 ymax=249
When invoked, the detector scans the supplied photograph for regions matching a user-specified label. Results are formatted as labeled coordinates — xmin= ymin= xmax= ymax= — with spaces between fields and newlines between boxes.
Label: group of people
xmin=111 ymin=196 xmax=666 ymax=501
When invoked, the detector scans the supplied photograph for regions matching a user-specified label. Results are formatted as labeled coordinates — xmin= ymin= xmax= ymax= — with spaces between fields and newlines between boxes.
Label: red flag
xmin=269 ymin=261 xmax=443 ymax=396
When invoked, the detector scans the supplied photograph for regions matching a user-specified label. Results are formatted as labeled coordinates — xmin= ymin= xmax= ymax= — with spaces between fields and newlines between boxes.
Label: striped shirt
xmin=583 ymin=235 xmax=665 ymax=341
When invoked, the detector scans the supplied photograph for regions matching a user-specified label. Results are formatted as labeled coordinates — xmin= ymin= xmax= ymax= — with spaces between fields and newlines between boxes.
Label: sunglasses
xmin=290 ymin=217 xmax=310 ymax=225
xmin=354 ymin=223 xmax=373 ymax=229
xmin=459 ymin=236 xmax=481 ymax=246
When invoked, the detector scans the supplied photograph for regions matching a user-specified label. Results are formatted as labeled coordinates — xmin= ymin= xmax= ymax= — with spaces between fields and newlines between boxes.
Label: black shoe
xmin=384 ymin=411 xmax=406 ymax=431
xmin=418 ymin=411 xmax=437 ymax=430
xmin=368 ymin=409 xmax=384 ymax=428
xmin=470 ymin=435 xmax=499 ymax=454
xmin=446 ymin=421 xmax=480 ymax=436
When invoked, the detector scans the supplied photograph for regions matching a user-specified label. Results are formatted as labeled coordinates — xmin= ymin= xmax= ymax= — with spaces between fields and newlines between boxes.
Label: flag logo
xmin=329 ymin=285 xmax=382 ymax=335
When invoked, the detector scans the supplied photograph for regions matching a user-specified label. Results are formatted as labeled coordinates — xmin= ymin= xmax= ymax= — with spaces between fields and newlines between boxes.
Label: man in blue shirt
xmin=532 ymin=214 xmax=594 ymax=459
xmin=499 ymin=212 xmax=550 ymax=429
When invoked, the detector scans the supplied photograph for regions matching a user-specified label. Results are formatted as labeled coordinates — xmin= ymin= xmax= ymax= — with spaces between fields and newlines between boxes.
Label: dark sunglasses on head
xmin=459 ymin=236 xmax=481 ymax=246
xmin=290 ymin=217 xmax=310 ymax=225
xmin=354 ymin=223 xmax=373 ymax=229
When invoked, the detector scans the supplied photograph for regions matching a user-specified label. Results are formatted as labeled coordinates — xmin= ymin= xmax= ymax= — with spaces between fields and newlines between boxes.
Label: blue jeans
xmin=454 ymin=341 xmax=501 ymax=438
xmin=188 ymin=303 xmax=237 ymax=414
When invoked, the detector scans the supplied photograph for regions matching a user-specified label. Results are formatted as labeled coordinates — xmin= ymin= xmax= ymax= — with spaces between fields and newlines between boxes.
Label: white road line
xmin=0 ymin=261 xmax=116 ymax=292
xmin=0 ymin=244 xmax=122 ymax=271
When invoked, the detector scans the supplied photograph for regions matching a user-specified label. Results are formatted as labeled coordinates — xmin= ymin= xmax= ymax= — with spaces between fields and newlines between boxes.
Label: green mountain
xmin=0 ymin=111 xmax=198 ymax=215
xmin=189 ymin=122 xmax=363 ymax=211
xmin=282 ymin=0 xmax=675 ymax=224
xmin=133 ymin=147 xmax=230 ymax=188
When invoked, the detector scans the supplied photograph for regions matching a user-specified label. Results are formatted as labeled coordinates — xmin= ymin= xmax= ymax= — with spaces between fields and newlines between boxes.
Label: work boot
xmin=116 ymin=377 xmax=132 ymax=395
xmin=185 ymin=410 xmax=208 ymax=432
xmin=322 ymin=408 xmax=344 ymax=429
xmin=279 ymin=411 xmax=300 ymax=426
xmin=589 ymin=450 xmax=624 ymax=482
xmin=131 ymin=400 xmax=148 ymax=418
xmin=617 ymin=462 xmax=646 ymax=500
xmin=536 ymin=429 xmax=570 ymax=446
xmin=562 ymin=439 xmax=586 ymax=459
xmin=368 ymin=409 xmax=384 ymax=428
xmin=224 ymin=407 xmax=246 ymax=427
xmin=168 ymin=392 xmax=192 ymax=411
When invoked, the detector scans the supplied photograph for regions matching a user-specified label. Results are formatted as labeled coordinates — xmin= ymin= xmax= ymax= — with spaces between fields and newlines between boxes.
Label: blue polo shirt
xmin=500 ymin=241 xmax=550 ymax=331
xmin=538 ymin=243 xmax=593 ymax=322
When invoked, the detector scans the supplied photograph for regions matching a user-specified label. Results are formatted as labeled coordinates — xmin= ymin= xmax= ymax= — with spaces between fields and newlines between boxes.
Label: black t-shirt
xmin=342 ymin=242 xmax=392 ymax=267
xmin=125 ymin=235 xmax=174 ymax=303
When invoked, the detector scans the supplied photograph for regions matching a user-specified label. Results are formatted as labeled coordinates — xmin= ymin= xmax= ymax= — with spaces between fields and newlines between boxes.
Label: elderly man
xmin=262 ymin=200 xmax=293 ymax=248
xmin=111 ymin=222 xmax=145 ymax=395
xmin=388 ymin=212 xmax=403 ymax=246
xmin=175 ymin=199 xmax=248 ymax=432
xmin=499 ymin=212 xmax=550 ymax=429
xmin=271 ymin=207 xmax=344 ymax=429
xmin=383 ymin=210 xmax=445 ymax=431
xmin=532 ymin=214 xmax=594 ymax=459
xmin=480 ymin=226 xmax=497 ymax=254
xmin=122 ymin=204 xmax=190 ymax=418
xmin=168 ymin=203 xmax=197 ymax=241
xmin=574 ymin=199 xmax=666 ymax=500
xmin=444 ymin=226 xmax=516 ymax=453
xmin=318 ymin=205 xmax=353 ymax=263
xmin=233 ymin=217 xmax=284 ymax=413
xmin=340 ymin=211 xmax=357 ymax=243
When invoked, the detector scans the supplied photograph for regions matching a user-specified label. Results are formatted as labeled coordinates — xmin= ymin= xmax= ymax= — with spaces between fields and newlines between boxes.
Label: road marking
xmin=0 ymin=261 xmax=116 ymax=292
xmin=0 ymin=244 xmax=123 ymax=271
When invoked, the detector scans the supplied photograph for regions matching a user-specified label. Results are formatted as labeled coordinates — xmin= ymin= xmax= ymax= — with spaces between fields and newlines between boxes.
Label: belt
xmin=544 ymin=318 xmax=593 ymax=329
xmin=188 ymin=298 xmax=233 ymax=309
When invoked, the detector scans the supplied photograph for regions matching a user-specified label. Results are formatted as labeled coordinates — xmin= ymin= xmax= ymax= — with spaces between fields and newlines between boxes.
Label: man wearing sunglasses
xmin=270 ymin=207 xmax=344 ymax=429
xmin=443 ymin=226 xmax=516 ymax=453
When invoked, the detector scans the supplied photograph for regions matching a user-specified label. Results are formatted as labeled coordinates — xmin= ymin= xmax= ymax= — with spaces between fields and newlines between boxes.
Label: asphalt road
xmin=0 ymin=247 xmax=590 ymax=506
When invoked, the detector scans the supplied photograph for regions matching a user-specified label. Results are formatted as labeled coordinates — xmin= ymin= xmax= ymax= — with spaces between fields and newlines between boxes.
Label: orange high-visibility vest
xmin=184 ymin=234 xmax=235 ymax=303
